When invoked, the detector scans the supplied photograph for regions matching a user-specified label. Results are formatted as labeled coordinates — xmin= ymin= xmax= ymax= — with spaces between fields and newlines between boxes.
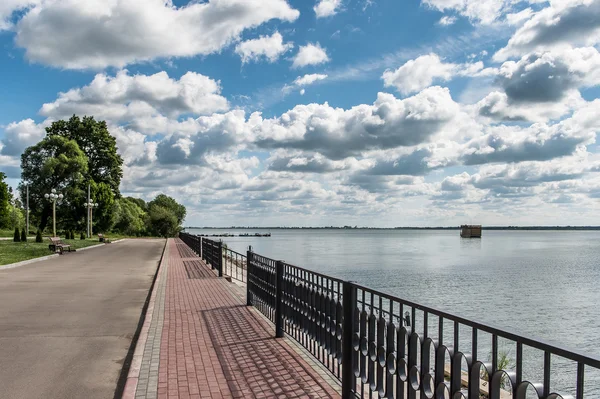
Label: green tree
xmin=35 ymin=229 xmax=42 ymax=243
xmin=19 ymin=135 xmax=88 ymax=232
xmin=146 ymin=194 xmax=186 ymax=237
xmin=126 ymin=196 xmax=147 ymax=211
xmin=148 ymin=194 xmax=186 ymax=225
xmin=13 ymin=227 xmax=20 ymax=242
xmin=0 ymin=172 xmax=9 ymax=228
xmin=113 ymin=197 xmax=146 ymax=236
xmin=21 ymin=228 xmax=26 ymax=242
xmin=45 ymin=116 xmax=123 ymax=196
xmin=89 ymin=181 xmax=115 ymax=233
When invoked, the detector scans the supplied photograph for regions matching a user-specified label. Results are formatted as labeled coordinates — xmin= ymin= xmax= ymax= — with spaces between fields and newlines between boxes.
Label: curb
xmin=121 ymin=239 xmax=168 ymax=399
xmin=0 ymin=253 xmax=60 ymax=270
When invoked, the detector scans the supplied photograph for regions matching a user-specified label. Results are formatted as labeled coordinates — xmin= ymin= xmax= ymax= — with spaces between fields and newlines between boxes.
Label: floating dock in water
xmin=460 ymin=225 xmax=482 ymax=238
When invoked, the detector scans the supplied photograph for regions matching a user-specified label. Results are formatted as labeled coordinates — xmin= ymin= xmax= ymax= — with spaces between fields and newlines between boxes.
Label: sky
xmin=1 ymin=0 xmax=600 ymax=227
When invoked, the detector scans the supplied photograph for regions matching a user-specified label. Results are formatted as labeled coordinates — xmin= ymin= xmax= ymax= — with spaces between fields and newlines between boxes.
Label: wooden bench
xmin=98 ymin=234 xmax=111 ymax=243
xmin=48 ymin=237 xmax=72 ymax=254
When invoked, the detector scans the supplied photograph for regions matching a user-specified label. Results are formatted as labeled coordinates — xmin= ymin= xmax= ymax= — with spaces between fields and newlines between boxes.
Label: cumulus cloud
xmin=40 ymin=70 xmax=229 ymax=123
xmin=314 ymin=0 xmax=343 ymax=18
xmin=234 ymin=32 xmax=293 ymax=64
xmin=0 ymin=119 xmax=46 ymax=156
xmin=382 ymin=53 xmax=491 ymax=95
xmin=255 ymin=86 xmax=461 ymax=158
xmin=476 ymin=47 xmax=600 ymax=121
xmin=292 ymin=43 xmax=330 ymax=68
xmin=268 ymin=153 xmax=350 ymax=173
xmin=14 ymin=0 xmax=300 ymax=69
xmin=438 ymin=16 xmax=457 ymax=25
xmin=495 ymin=0 xmax=600 ymax=61
xmin=461 ymin=102 xmax=600 ymax=165
xmin=496 ymin=47 xmax=600 ymax=103
xmin=0 ymin=0 xmax=40 ymax=30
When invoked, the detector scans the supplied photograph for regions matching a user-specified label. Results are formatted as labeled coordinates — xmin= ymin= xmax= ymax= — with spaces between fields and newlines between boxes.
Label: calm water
xmin=188 ymin=228 xmax=600 ymax=395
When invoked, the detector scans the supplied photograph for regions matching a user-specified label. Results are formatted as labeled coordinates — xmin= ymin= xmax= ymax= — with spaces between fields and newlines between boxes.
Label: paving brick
xmin=136 ymin=238 xmax=339 ymax=399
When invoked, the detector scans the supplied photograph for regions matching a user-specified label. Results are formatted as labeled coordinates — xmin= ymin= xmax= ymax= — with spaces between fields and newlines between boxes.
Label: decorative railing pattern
xmin=222 ymin=246 xmax=247 ymax=283
xmin=179 ymin=234 xmax=600 ymax=398
xmin=281 ymin=262 xmax=345 ymax=381
xmin=201 ymin=237 xmax=222 ymax=277
xmin=246 ymin=251 xmax=277 ymax=324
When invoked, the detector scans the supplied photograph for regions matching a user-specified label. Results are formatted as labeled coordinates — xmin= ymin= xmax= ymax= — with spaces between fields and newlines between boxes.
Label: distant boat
xmin=460 ymin=225 xmax=482 ymax=238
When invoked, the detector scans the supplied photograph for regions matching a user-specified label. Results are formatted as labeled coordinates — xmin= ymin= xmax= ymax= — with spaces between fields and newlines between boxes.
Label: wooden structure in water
xmin=460 ymin=224 xmax=482 ymax=238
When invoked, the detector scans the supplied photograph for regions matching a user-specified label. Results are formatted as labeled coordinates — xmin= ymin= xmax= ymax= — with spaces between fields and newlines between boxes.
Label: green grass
xmin=0 ymin=238 xmax=106 ymax=266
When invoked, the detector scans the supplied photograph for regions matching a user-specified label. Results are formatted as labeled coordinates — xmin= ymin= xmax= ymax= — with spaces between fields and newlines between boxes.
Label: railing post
xmin=275 ymin=260 xmax=284 ymax=338
xmin=342 ymin=281 xmax=357 ymax=398
xmin=246 ymin=247 xmax=253 ymax=306
xmin=217 ymin=240 xmax=223 ymax=277
xmin=199 ymin=236 xmax=202 ymax=259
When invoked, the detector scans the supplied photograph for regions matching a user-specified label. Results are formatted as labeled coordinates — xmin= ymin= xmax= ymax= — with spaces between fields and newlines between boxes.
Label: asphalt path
xmin=0 ymin=239 xmax=165 ymax=399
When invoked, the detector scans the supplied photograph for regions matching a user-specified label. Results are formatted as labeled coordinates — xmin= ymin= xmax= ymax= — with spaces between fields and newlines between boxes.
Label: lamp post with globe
xmin=44 ymin=189 xmax=63 ymax=237
xmin=84 ymin=201 xmax=99 ymax=237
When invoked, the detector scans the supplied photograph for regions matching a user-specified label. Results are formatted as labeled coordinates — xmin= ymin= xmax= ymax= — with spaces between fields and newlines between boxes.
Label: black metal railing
xmin=222 ymin=245 xmax=247 ymax=283
xmin=244 ymin=248 xmax=599 ymax=399
xmin=178 ymin=236 xmax=600 ymax=398
xmin=201 ymin=237 xmax=222 ymax=277
xmin=179 ymin=233 xmax=223 ymax=276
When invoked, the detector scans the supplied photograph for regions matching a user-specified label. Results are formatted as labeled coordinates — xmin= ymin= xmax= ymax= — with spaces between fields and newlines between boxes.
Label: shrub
xmin=13 ymin=227 xmax=20 ymax=242
xmin=80 ymin=232 xmax=85 ymax=240
xmin=36 ymin=229 xmax=42 ymax=243
xmin=21 ymin=228 xmax=27 ymax=242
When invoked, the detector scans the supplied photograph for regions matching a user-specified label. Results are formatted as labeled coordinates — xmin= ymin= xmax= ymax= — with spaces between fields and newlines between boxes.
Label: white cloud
xmin=438 ymin=15 xmax=457 ymax=25
xmin=40 ymin=70 xmax=229 ymax=122
xmin=476 ymin=46 xmax=600 ymax=121
xmin=421 ymin=0 xmax=514 ymax=25
xmin=254 ymin=86 xmax=463 ymax=158
xmin=292 ymin=43 xmax=330 ymax=68
xmin=234 ymin=32 xmax=293 ymax=64
xmin=0 ymin=0 xmax=40 ymax=30
xmin=381 ymin=53 xmax=487 ymax=95
xmin=495 ymin=0 xmax=600 ymax=61
xmin=314 ymin=0 xmax=343 ymax=18
xmin=15 ymin=0 xmax=300 ymax=69
xmin=0 ymin=119 xmax=46 ymax=156
xmin=294 ymin=74 xmax=328 ymax=86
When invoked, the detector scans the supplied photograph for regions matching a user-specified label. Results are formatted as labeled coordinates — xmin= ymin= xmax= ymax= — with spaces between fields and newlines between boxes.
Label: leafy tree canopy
xmin=146 ymin=194 xmax=186 ymax=237
xmin=19 ymin=135 xmax=88 ymax=232
xmin=45 ymin=115 xmax=123 ymax=197
xmin=148 ymin=194 xmax=186 ymax=224
xmin=113 ymin=197 xmax=146 ymax=236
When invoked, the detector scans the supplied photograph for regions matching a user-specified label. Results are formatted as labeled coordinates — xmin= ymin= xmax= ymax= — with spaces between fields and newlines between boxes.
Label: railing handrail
xmin=352 ymin=281 xmax=600 ymax=368
xmin=255 ymin=249 xmax=600 ymax=368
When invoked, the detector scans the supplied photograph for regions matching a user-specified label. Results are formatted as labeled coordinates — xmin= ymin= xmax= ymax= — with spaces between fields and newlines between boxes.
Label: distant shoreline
xmin=184 ymin=226 xmax=600 ymax=231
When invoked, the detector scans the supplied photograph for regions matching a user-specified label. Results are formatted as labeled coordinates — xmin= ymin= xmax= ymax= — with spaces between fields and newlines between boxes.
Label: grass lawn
xmin=0 ymin=238 xmax=106 ymax=266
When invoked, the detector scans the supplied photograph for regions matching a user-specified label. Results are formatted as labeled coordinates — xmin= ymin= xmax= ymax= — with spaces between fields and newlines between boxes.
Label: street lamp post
xmin=44 ymin=189 xmax=63 ymax=237
xmin=84 ymin=202 xmax=98 ymax=237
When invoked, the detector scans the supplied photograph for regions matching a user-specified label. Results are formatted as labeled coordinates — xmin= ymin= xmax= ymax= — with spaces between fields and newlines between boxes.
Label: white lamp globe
xmin=51 ymin=188 xmax=56 ymax=194
xmin=84 ymin=202 xmax=88 ymax=207
xmin=58 ymin=194 xmax=64 ymax=199
xmin=95 ymin=203 xmax=99 ymax=207
xmin=44 ymin=193 xmax=49 ymax=199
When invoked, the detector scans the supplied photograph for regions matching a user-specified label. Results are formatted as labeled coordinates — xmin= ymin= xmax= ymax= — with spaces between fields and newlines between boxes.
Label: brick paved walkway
xmin=129 ymin=238 xmax=339 ymax=399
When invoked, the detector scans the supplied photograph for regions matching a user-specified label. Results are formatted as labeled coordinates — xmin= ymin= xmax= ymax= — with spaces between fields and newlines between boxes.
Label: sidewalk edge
xmin=118 ymin=238 xmax=168 ymax=399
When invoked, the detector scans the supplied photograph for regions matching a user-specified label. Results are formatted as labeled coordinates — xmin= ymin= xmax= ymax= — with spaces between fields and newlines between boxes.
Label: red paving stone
xmin=159 ymin=239 xmax=339 ymax=399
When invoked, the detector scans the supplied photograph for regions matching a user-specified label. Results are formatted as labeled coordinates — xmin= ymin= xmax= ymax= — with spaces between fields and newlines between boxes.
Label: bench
xmin=98 ymin=234 xmax=111 ymax=243
xmin=48 ymin=237 xmax=72 ymax=254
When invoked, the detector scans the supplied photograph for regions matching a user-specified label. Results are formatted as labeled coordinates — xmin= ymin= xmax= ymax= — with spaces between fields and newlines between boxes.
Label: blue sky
xmin=1 ymin=0 xmax=600 ymax=226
